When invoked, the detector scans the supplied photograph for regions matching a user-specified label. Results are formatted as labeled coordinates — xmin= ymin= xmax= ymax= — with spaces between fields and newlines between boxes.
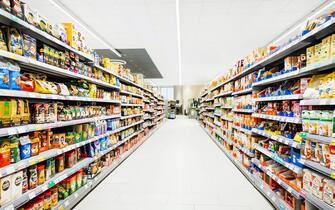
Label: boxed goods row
xmin=0 ymin=0 xmax=92 ymax=56
xmin=257 ymin=139 xmax=302 ymax=168
xmin=120 ymin=84 xmax=143 ymax=96
xmin=233 ymin=72 xmax=256 ymax=92
xmin=255 ymin=120 xmax=301 ymax=141
xmin=0 ymin=98 xmax=120 ymax=127
xmin=214 ymin=96 xmax=232 ymax=107
xmin=303 ymin=169 xmax=335 ymax=207
xmin=303 ymin=71 xmax=335 ymax=99
xmin=233 ymin=94 xmax=253 ymax=110
xmin=120 ymin=117 xmax=142 ymax=127
xmin=300 ymin=139 xmax=335 ymax=170
xmin=255 ymin=100 xmax=301 ymax=118
xmin=121 ymin=107 xmax=142 ymax=117
xmin=0 ymin=60 xmax=119 ymax=98
xmin=256 ymin=79 xmax=305 ymax=98
xmin=253 ymin=162 xmax=301 ymax=209
xmin=120 ymin=95 xmax=143 ymax=104
xmin=233 ymin=114 xmax=257 ymax=131
xmin=0 ymin=120 xmax=110 ymax=168
xmin=301 ymin=109 xmax=334 ymax=137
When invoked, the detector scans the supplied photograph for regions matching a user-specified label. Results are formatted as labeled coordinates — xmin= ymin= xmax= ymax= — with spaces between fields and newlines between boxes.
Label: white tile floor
xmin=75 ymin=117 xmax=274 ymax=210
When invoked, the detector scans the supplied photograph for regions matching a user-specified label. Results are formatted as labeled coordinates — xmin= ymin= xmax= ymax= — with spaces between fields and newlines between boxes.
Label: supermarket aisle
xmin=75 ymin=117 xmax=273 ymax=210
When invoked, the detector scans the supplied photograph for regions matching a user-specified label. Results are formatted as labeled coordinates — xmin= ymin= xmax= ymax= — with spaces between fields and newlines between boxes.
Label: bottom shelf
xmin=200 ymin=124 xmax=294 ymax=210
xmin=51 ymin=122 xmax=164 ymax=210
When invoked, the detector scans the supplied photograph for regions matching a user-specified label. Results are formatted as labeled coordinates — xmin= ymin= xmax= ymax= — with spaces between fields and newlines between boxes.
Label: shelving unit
xmin=0 ymin=4 xmax=166 ymax=209
xmin=198 ymin=2 xmax=335 ymax=209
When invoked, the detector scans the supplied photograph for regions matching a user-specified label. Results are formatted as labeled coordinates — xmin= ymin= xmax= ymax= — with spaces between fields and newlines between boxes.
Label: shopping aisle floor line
xmin=75 ymin=117 xmax=274 ymax=210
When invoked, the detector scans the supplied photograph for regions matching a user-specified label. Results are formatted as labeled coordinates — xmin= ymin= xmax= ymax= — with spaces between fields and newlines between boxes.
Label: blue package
xmin=9 ymin=69 xmax=21 ymax=90
xmin=19 ymin=143 xmax=31 ymax=160
xmin=0 ymin=66 xmax=9 ymax=89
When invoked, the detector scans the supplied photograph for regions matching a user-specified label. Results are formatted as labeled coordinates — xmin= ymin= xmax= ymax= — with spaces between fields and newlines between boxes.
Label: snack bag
xmin=0 ymin=61 xmax=9 ymax=89
xmin=8 ymin=62 xmax=21 ymax=90
xmin=320 ymin=72 xmax=334 ymax=98
xmin=0 ymin=29 xmax=8 ymax=51
xmin=7 ymin=27 xmax=23 ymax=55
xmin=303 ymin=74 xmax=326 ymax=99
xmin=318 ymin=111 xmax=333 ymax=137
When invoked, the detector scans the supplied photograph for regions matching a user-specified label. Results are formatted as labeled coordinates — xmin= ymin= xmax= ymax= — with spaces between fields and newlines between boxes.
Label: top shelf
xmin=206 ymin=17 xmax=335 ymax=93
xmin=0 ymin=9 xmax=94 ymax=62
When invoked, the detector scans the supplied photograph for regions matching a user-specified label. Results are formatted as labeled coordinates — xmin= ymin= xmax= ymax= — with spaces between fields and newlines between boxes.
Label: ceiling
xmin=25 ymin=0 xmax=323 ymax=86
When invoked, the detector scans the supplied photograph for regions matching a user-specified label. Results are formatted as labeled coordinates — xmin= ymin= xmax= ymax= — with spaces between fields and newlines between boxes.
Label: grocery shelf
xmin=0 ymin=50 xmax=120 ymax=90
xmin=299 ymin=57 xmax=335 ymax=75
xmin=252 ymin=128 xmax=300 ymax=149
xmin=254 ymin=94 xmax=303 ymax=102
xmin=299 ymin=159 xmax=335 ymax=179
xmin=300 ymin=132 xmax=334 ymax=144
xmin=232 ymin=88 xmax=252 ymax=96
xmin=214 ymin=129 xmax=233 ymax=145
xmin=201 ymin=92 xmax=208 ymax=97
xmin=233 ymin=143 xmax=255 ymax=157
xmin=0 ymin=89 xmax=121 ymax=103
xmin=221 ymin=105 xmax=233 ymax=109
xmin=232 ymin=109 xmax=254 ymax=114
xmin=0 ymin=9 xmax=94 ymax=61
xmin=252 ymin=70 xmax=300 ymax=87
xmin=206 ymin=107 xmax=215 ymax=111
xmin=0 ymin=158 xmax=93 ymax=210
xmin=143 ymin=99 xmax=150 ymax=103
xmin=254 ymin=144 xmax=303 ymax=175
xmin=300 ymin=190 xmax=335 ymax=210
xmin=221 ymin=116 xmax=233 ymax=122
xmin=120 ymin=113 xmax=144 ymax=120
xmin=252 ymin=113 xmax=302 ymax=124
xmin=205 ymin=97 xmax=215 ymax=102
xmin=118 ymin=76 xmax=144 ymax=91
xmin=252 ymin=159 xmax=302 ymax=199
xmin=201 ymin=124 xmax=291 ymax=210
xmin=117 ymin=120 xmax=144 ymax=132
xmin=232 ymin=125 xmax=253 ymax=135
xmin=144 ymin=109 xmax=154 ymax=113
xmin=213 ymin=112 xmax=221 ymax=117
xmin=0 ymin=114 xmax=121 ymax=138
xmin=252 ymin=173 xmax=295 ymax=210
xmin=121 ymin=103 xmax=144 ymax=107
xmin=300 ymin=98 xmax=335 ymax=106
xmin=214 ymin=103 xmax=222 ymax=107
xmin=213 ymin=91 xmax=233 ymax=98
xmin=120 ymin=90 xmax=144 ymax=98
xmin=205 ymin=121 xmax=216 ymax=128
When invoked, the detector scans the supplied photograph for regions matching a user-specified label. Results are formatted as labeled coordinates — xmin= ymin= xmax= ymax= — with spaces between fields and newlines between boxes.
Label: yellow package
xmin=303 ymin=74 xmax=326 ymax=99
xmin=321 ymin=36 xmax=331 ymax=61
xmin=89 ymin=84 xmax=97 ymax=98
xmin=34 ymin=80 xmax=52 ymax=94
xmin=10 ymin=99 xmax=20 ymax=126
xmin=0 ymin=99 xmax=11 ymax=127
xmin=314 ymin=43 xmax=322 ymax=63
xmin=62 ymin=23 xmax=79 ymax=50
xmin=319 ymin=72 xmax=335 ymax=98
xmin=331 ymin=34 xmax=335 ymax=58
xmin=306 ymin=46 xmax=315 ymax=65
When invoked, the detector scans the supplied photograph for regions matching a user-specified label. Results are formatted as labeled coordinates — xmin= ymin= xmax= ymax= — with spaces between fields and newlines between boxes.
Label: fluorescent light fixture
xmin=272 ymin=0 xmax=335 ymax=44
xmin=176 ymin=0 xmax=182 ymax=85
xmin=47 ymin=0 xmax=121 ymax=57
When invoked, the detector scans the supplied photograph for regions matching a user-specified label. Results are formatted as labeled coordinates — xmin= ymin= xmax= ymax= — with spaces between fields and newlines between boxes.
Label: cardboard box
xmin=314 ymin=43 xmax=322 ymax=63
xmin=0 ymin=175 xmax=12 ymax=205
xmin=11 ymin=171 xmax=22 ymax=200
xmin=321 ymin=36 xmax=331 ymax=61
xmin=306 ymin=46 xmax=315 ymax=65
xmin=323 ymin=178 xmax=335 ymax=207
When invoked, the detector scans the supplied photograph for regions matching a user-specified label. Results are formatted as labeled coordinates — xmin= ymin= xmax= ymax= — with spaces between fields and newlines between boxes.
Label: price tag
xmin=7 ymin=128 xmax=16 ymax=135
xmin=29 ymin=192 xmax=36 ymax=199
xmin=41 ymin=185 xmax=48 ymax=192
xmin=4 ymin=204 xmax=14 ymax=210
xmin=38 ymin=157 xmax=45 ymax=162
xmin=36 ymin=125 xmax=43 ymax=131
xmin=17 ymin=126 xmax=26 ymax=134
xmin=28 ymin=159 xmax=37 ymax=165
xmin=5 ymin=166 xmax=15 ymax=175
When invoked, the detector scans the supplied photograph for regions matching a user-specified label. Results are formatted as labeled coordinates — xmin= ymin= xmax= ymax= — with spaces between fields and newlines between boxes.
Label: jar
xmin=55 ymin=155 xmax=65 ymax=173
xmin=50 ymin=187 xmax=58 ymax=207
xmin=33 ymin=195 xmax=44 ymax=210
xmin=37 ymin=164 xmax=45 ymax=185
xmin=28 ymin=165 xmax=37 ymax=189
xmin=43 ymin=191 xmax=52 ymax=210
